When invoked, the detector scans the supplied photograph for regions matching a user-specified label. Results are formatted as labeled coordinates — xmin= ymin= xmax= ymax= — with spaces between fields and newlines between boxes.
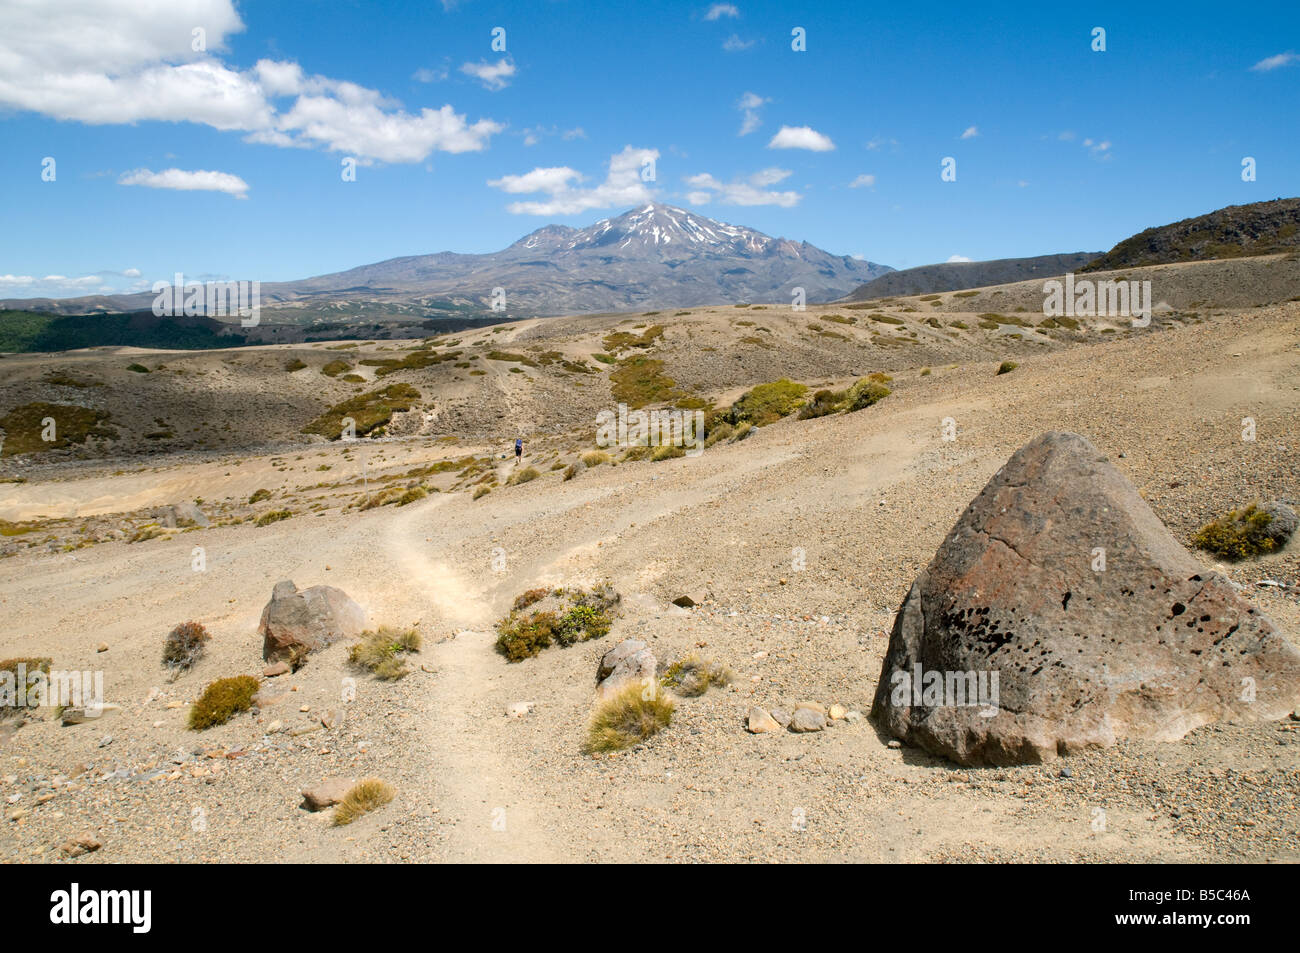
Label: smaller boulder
xmin=769 ymin=707 xmax=792 ymax=728
xmin=260 ymin=579 xmax=366 ymax=664
xmin=789 ymin=708 xmax=827 ymax=733
xmin=1261 ymin=501 xmax=1298 ymax=547
xmin=301 ymin=777 xmax=355 ymax=812
xmin=59 ymin=832 xmax=102 ymax=857
xmin=596 ymin=639 xmax=657 ymax=698
xmin=747 ymin=707 xmax=782 ymax=733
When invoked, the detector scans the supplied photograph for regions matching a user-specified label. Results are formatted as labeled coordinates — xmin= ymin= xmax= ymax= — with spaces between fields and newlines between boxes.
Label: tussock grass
xmin=348 ymin=626 xmax=422 ymax=680
xmin=301 ymin=383 xmax=420 ymax=440
xmin=996 ymin=361 xmax=1019 ymax=375
xmin=659 ymin=654 xmax=733 ymax=697
xmin=508 ymin=466 xmax=540 ymax=485
xmin=189 ymin=675 xmax=259 ymax=730
xmin=255 ymin=509 xmax=293 ymax=526
xmin=581 ymin=450 xmax=611 ymax=467
xmin=726 ymin=379 xmax=807 ymax=427
xmin=332 ymin=778 xmax=395 ymax=827
xmin=0 ymin=402 xmax=114 ymax=456
xmin=583 ymin=681 xmax=674 ymax=753
xmin=0 ymin=657 xmax=51 ymax=720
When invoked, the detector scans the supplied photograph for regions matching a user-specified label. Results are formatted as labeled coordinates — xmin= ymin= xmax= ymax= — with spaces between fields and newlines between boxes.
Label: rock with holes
xmin=260 ymin=580 xmax=367 ymax=664
xmin=870 ymin=431 xmax=1300 ymax=767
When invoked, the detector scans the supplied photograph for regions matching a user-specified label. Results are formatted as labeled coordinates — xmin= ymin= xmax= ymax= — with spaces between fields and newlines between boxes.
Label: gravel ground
xmin=0 ymin=298 xmax=1297 ymax=864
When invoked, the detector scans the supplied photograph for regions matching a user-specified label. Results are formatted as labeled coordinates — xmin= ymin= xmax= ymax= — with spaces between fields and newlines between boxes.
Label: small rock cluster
xmin=746 ymin=701 xmax=858 ymax=734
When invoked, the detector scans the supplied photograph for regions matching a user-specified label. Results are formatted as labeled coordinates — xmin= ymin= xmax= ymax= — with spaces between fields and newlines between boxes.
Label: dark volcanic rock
xmin=871 ymin=432 xmax=1300 ymax=766
xmin=260 ymin=579 xmax=367 ymax=664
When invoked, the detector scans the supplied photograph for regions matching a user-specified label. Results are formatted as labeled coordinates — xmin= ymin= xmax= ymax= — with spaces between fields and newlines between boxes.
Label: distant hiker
xmin=515 ymin=437 xmax=523 ymax=465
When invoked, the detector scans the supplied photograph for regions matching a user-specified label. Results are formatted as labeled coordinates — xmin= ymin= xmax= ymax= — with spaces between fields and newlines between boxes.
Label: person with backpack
xmin=514 ymin=436 xmax=523 ymax=466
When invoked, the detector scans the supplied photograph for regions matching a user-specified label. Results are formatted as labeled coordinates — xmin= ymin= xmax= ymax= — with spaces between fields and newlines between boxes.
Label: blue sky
xmin=2 ymin=0 xmax=1298 ymax=298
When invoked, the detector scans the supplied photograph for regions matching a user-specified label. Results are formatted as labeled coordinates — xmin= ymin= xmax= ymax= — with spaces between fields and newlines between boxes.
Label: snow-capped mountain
xmin=3 ymin=204 xmax=892 ymax=319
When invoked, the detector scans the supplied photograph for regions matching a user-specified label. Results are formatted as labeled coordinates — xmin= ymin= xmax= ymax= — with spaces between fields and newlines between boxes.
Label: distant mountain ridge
xmin=844 ymin=252 xmax=1104 ymax=300
xmin=1079 ymin=197 xmax=1300 ymax=272
xmin=0 ymin=204 xmax=892 ymax=321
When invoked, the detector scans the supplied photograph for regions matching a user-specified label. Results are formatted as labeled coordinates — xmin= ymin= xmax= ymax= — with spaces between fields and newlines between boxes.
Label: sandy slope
xmin=0 ymin=298 xmax=1298 ymax=864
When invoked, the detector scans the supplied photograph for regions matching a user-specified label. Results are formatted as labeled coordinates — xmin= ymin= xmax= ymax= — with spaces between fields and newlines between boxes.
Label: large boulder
xmin=260 ymin=580 xmax=366 ymax=664
xmin=871 ymin=432 xmax=1300 ymax=766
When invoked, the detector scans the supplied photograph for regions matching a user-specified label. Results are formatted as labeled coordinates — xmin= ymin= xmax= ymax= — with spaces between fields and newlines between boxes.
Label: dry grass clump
xmin=704 ymin=422 xmax=733 ymax=447
xmin=163 ymin=621 xmax=210 ymax=678
xmin=348 ymin=626 xmax=422 ymax=680
xmin=581 ymin=450 xmax=611 ymax=467
xmin=0 ymin=657 xmax=51 ymax=720
xmin=188 ymin=675 xmax=259 ymax=730
xmin=583 ymin=681 xmax=675 ymax=753
xmin=650 ymin=445 xmax=685 ymax=462
xmin=472 ymin=485 xmax=491 ymax=500
xmin=255 ymin=509 xmax=293 ymax=526
xmin=1193 ymin=503 xmax=1279 ymax=560
xmin=248 ymin=488 xmax=272 ymax=504
xmin=507 ymin=466 xmax=540 ymax=486
xmin=996 ymin=360 xmax=1019 ymax=375
xmin=332 ymin=778 xmax=395 ymax=827
xmin=659 ymin=653 xmax=734 ymax=697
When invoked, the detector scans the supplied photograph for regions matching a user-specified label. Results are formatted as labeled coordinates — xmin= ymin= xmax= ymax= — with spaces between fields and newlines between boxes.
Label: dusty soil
xmin=0 ymin=264 xmax=1297 ymax=863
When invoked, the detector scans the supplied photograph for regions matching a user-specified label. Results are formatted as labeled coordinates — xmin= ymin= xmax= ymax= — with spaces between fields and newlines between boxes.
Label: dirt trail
xmin=380 ymin=498 xmax=561 ymax=861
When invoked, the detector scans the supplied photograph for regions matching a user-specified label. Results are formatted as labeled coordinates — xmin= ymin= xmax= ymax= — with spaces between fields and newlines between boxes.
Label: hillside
xmin=844 ymin=252 xmax=1102 ymax=299
xmin=1080 ymin=197 xmax=1300 ymax=272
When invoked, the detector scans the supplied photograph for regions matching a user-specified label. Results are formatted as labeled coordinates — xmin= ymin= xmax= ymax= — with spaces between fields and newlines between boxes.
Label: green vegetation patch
xmin=494 ymin=584 xmax=619 ymax=662
xmin=602 ymin=325 xmax=664 ymax=354
xmin=1193 ymin=503 xmax=1279 ymax=560
xmin=725 ymin=379 xmax=808 ymax=427
xmin=610 ymin=356 xmax=682 ymax=408
xmin=0 ymin=402 xmax=113 ymax=456
xmin=349 ymin=626 xmax=422 ymax=680
xmin=301 ymin=383 xmax=420 ymax=440
xmin=189 ymin=675 xmax=259 ymax=730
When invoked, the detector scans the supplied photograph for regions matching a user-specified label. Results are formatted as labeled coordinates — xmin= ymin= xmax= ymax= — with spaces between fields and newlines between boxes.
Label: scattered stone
xmin=61 ymin=703 xmax=120 ymax=726
xmin=829 ymin=703 xmax=848 ymax=720
xmin=506 ymin=702 xmax=535 ymax=719
xmin=671 ymin=591 xmax=710 ymax=608
xmin=887 ymin=739 xmax=902 ymax=750
xmin=59 ymin=833 xmax=101 ymax=857
xmin=747 ymin=707 xmax=782 ymax=733
xmin=319 ymin=708 xmax=343 ymax=729
xmin=795 ymin=701 xmax=826 ymax=716
xmin=1260 ymin=501 xmax=1298 ymax=548
xmin=1059 ymin=766 xmax=1074 ymax=779
xmin=770 ymin=708 xmax=792 ymax=728
xmin=263 ymin=661 xmax=290 ymax=678
xmin=300 ymin=777 xmax=354 ymax=812
xmin=789 ymin=708 xmax=827 ymax=733
xmin=872 ymin=431 xmax=1300 ymax=766
xmin=96 ymin=643 xmax=108 ymax=653
xmin=260 ymin=579 xmax=366 ymax=664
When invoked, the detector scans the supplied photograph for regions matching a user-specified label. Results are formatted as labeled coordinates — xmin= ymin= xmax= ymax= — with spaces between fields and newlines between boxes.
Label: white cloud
xmin=488 ymin=146 xmax=658 ymax=215
xmin=767 ymin=125 xmax=835 ymax=151
xmin=947 ymin=255 xmax=972 ymax=263
xmin=562 ymin=127 xmax=587 ymax=140
xmin=460 ymin=58 xmax=515 ymax=91
xmin=849 ymin=173 xmax=876 ymax=188
xmin=1251 ymin=51 xmax=1299 ymax=71
xmin=737 ymin=91 xmax=768 ymax=135
xmin=960 ymin=125 xmax=979 ymax=139
xmin=705 ymin=3 xmax=740 ymax=19
xmin=119 ymin=167 xmax=250 ymax=198
xmin=722 ymin=34 xmax=755 ymax=51
xmin=0 ymin=1 xmax=501 ymax=164
xmin=1058 ymin=130 xmax=1076 ymax=141
xmin=683 ymin=168 xmax=800 ymax=207
xmin=866 ymin=136 xmax=899 ymax=151
xmin=413 ymin=64 xmax=450 ymax=83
